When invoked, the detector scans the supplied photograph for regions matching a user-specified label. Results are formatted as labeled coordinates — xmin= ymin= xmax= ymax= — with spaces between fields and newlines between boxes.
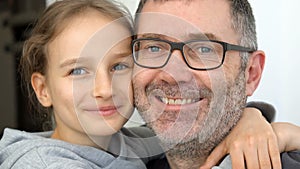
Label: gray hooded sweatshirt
xmin=0 ymin=128 xmax=162 ymax=169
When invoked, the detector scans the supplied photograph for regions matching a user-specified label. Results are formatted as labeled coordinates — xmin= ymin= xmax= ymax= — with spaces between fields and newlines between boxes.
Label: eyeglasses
xmin=132 ymin=38 xmax=255 ymax=70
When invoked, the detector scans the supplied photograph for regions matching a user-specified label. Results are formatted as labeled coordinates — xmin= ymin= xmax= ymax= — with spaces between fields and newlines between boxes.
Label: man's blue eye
xmin=113 ymin=63 xmax=128 ymax=71
xmin=148 ymin=46 xmax=161 ymax=52
xmin=70 ymin=68 xmax=87 ymax=75
xmin=198 ymin=47 xmax=213 ymax=53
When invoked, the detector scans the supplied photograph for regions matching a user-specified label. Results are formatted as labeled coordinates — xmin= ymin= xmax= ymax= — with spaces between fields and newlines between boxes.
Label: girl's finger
xmin=201 ymin=141 xmax=227 ymax=169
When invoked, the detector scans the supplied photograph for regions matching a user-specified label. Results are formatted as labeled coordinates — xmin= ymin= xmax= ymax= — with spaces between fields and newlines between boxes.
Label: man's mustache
xmin=145 ymin=81 xmax=213 ymax=99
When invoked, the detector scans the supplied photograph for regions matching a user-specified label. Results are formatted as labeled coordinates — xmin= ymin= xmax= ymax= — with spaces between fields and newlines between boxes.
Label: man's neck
xmin=166 ymin=152 xmax=207 ymax=169
xmin=163 ymin=141 xmax=210 ymax=169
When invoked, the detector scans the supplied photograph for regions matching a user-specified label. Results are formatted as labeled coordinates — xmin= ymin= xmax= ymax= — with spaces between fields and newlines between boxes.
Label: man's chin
xmin=148 ymin=120 xmax=201 ymax=147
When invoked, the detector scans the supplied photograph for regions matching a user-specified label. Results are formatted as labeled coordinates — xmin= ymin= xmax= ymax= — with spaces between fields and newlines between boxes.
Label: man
xmin=131 ymin=0 xmax=300 ymax=168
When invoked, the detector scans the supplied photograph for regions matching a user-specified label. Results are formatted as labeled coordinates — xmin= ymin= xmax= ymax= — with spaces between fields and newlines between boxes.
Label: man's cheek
xmin=133 ymin=66 xmax=159 ymax=80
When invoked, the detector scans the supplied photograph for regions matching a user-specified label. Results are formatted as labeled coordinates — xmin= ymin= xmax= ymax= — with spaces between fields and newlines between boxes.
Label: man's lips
xmin=147 ymin=96 xmax=206 ymax=127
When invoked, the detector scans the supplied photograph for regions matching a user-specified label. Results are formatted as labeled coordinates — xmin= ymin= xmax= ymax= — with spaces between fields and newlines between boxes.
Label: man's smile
xmin=157 ymin=96 xmax=203 ymax=105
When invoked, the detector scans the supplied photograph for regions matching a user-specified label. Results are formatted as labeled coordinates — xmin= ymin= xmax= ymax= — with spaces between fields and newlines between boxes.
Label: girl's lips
xmin=98 ymin=106 xmax=118 ymax=116
xmin=86 ymin=106 xmax=119 ymax=117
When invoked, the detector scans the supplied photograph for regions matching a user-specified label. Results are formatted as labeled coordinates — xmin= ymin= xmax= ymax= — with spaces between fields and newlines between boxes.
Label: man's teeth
xmin=161 ymin=98 xmax=197 ymax=105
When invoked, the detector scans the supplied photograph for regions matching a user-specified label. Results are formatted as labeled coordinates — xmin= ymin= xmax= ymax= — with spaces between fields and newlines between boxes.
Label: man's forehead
xmin=135 ymin=12 xmax=222 ymax=41
xmin=136 ymin=0 xmax=237 ymax=43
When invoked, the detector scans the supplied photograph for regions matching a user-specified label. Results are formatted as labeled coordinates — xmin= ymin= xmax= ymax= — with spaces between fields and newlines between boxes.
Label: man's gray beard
xmin=168 ymin=72 xmax=246 ymax=159
xmin=133 ymin=70 xmax=247 ymax=160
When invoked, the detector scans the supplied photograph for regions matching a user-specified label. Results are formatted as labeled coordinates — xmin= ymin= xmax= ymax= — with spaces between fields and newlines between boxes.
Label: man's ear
xmin=245 ymin=50 xmax=265 ymax=96
xmin=31 ymin=72 xmax=52 ymax=107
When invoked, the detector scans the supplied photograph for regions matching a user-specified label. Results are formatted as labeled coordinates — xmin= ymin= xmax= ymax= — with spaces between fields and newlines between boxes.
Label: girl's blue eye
xmin=112 ymin=63 xmax=128 ymax=71
xmin=70 ymin=68 xmax=87 ymax=75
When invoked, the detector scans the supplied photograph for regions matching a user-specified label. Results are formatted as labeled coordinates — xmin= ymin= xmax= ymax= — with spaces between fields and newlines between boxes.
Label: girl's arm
xmin=271 ymin=122 xmax=300 ymax=153
xmin=201 ymin=107 xmax=281 ymax=169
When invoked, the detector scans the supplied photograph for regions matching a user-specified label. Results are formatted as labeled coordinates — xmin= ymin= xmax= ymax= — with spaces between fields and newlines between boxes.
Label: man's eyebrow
xmin=188 ymin=33 xmax=222 ymax=41
xmin=138 ymin=33 xmax=222 ymax=41
xmin=138 ymin=33 xmax=164 ymax=39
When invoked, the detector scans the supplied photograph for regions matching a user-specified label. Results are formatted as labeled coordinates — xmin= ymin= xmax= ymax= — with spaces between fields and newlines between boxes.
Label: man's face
xmin=133 ymin=0 xmax=249 ymax=153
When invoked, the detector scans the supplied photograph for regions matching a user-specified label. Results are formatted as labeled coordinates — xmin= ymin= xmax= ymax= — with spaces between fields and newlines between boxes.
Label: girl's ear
xmin=31 ymin=72 xmax=52 ymax=107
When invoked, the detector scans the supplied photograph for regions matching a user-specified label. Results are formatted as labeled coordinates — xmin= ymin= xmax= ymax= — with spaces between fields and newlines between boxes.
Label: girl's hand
xmin=200 ymin=108 xmax=281 ymax=169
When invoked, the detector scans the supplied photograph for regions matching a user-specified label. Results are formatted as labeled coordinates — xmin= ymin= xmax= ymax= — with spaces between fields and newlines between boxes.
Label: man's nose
xmin=157 ymin=50 xmax=194 ymax=84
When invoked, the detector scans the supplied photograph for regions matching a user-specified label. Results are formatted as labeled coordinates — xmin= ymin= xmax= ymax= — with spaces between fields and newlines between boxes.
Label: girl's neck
xmin=51 ymin=128 xmax=112 ymax=151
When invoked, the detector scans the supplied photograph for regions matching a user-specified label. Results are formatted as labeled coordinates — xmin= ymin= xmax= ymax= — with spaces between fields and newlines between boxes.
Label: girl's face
xmin=31 ymin=10 xmax=133 ymax=146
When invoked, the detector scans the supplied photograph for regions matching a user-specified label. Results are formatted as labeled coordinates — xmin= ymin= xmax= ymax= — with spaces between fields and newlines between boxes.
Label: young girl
xmin=0 ymin=0 xmax=299 ymax=168
xmin=0 ymin=0 xmax=156 ymax=168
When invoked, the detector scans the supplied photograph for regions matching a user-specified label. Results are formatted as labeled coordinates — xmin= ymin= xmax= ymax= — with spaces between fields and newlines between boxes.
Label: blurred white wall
xmin=248 ymin=0 xmax=300 ymax=125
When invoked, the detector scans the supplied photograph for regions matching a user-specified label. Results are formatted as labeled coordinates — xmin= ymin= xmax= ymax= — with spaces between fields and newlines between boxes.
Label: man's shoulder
xmin=146 ymin=154 xmax=170 ymax=169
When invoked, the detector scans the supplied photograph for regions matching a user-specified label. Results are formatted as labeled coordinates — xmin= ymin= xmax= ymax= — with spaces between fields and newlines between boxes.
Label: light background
xmin=46 ymin=0 xmax=300 ymax=126
xmin=247 ymin=0 xmax=300 ymax=126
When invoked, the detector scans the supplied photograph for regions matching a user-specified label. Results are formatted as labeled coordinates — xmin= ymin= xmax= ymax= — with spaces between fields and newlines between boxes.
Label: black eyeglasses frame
xmin=132 ymin=38 xmax=256 ymax=70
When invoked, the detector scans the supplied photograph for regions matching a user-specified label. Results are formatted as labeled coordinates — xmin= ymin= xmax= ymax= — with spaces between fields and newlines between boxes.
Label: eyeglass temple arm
xmin=226 ymin=43 xmax=255 ymax=52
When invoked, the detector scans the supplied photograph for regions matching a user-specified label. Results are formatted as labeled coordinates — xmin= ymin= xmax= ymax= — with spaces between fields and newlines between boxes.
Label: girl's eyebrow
xmin=59 ymin=50 xmax=132 ymax=68
xmin=59 ymin=57 xmax=85 ymax=68
xmin=110 ymin=51 xmax=132 ymax=58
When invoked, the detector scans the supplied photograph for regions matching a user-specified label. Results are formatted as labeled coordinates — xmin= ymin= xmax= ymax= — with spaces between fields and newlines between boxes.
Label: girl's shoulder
xmin=0 ymin=128 xmax=144 ymax=169
xmin=0 ymin=128 xmax=90 ymax=168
